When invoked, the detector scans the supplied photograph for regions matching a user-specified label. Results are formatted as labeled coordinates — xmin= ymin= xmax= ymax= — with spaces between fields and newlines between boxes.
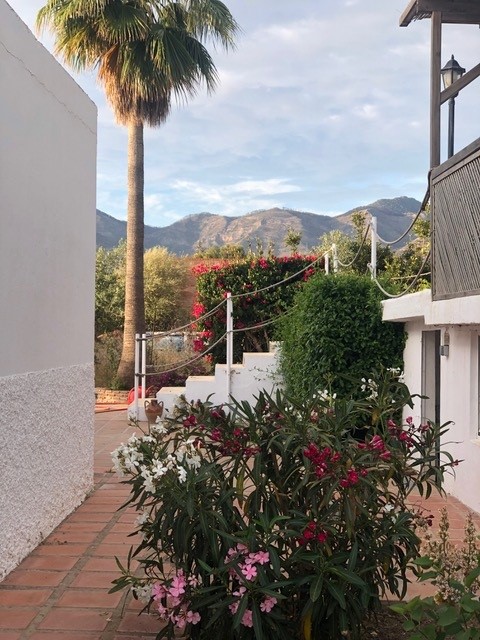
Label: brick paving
xmin=1 ymin=406 xmax=480 ymax=638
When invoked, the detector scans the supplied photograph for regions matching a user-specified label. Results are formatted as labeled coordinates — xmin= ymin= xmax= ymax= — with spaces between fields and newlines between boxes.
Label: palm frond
xmin=36 ymin=0 xmax=237 ymax=126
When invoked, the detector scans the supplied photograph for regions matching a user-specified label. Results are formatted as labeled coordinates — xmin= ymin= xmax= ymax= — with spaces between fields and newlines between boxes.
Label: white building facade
xmin=0 ymin=1 xmax=97 ymax=578
xmin=383 ymin=290 xmax=480 ymax=513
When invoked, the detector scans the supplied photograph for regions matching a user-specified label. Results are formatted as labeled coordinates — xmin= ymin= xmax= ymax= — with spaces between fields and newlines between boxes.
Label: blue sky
xmin=9 ymin=0 xmax=479 ymax=227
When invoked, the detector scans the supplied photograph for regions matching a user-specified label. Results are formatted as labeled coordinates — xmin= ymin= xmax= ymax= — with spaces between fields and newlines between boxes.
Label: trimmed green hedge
xmin=279 ymin=273 xmax=405 ymax=398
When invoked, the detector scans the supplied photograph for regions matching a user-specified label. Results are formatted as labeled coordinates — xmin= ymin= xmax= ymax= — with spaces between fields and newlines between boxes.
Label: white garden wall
xmin=0 ymin=1 xmax=97 ymax=579
xmin=383 ymin=290 xmax=480 ymax=513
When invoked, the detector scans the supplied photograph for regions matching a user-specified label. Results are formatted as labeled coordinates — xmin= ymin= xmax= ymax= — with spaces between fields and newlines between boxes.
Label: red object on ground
xmin=127 ymin=385 xmax=159 ymax=405
xmin=127 ymin=387 xmax=142 ymax=405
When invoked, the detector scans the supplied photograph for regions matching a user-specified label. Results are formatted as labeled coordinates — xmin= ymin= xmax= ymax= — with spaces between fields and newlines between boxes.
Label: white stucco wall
xmin=383 ymin=290 xmax=480 ymax=513
xmin=0 ymin=1 xmax=97 ymax=579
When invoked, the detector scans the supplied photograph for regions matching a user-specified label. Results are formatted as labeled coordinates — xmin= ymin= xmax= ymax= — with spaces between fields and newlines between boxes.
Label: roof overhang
xmin=400 ymin=0 xmax=480 ymax=26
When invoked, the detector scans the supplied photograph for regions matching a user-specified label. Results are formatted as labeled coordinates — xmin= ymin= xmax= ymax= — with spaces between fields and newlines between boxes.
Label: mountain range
xmin=96 ymin=196 xmax=422 ymax=255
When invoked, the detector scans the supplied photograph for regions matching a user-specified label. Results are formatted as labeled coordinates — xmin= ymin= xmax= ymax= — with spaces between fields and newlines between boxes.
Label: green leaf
xmin=330 ymin=567 xmax=365 ymax=587
xmin=465 ymin=566 xmax=480 ymax=588
xmin=414 ymin=556 xmax=434 ymax=568
xmin=326 ymin=581 xmax=346 ymax=609
xmin=438 ymin=606 xmax=459 ymax=627
xmin=309 ymin=575 xmax=324 ymax=603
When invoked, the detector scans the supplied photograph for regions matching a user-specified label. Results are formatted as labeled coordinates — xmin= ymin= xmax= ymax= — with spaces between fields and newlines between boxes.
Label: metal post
xmin=370 ymin=216 xmax=377 ymax=280
xmin=447 ymin=96 xmax=455 ymax=158
xmin=133 ymin=333 xmax=140 ymax=421
xmin=226 ymin=293 xmax=233 ymax=399
xmin=332 ymin=244 xmax=338 ymax=273
xmin=325 ymin=252 xmax=330 ymax=275
xmin=141 ymin=333 xmax=147 ymax=400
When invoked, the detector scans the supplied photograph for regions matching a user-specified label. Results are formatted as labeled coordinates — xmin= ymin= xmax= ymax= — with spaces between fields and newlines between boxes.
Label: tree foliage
xmin=194 ymin=243 xmax=246 ymax=260
xmin=382 ymin=213 xmax=431 ymax=291
xmin=95 ymin=241 xmax=126 ymax=337
xmin=144 ymin=247 xmax=189 ymax=332
xmin=279 ymin=273 xmax=405 ymax=399
xmin=95 ymin=243 xmax=189 ymax=337
xmin=316 ymin=211 xmax=393 ymax=276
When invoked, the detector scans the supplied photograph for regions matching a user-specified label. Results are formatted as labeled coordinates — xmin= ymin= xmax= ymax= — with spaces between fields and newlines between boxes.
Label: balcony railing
xmin=431 ymin=136 xmax=480 ymax=300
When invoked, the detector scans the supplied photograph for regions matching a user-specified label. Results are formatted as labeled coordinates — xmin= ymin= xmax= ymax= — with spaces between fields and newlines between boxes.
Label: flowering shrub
xmin=392 ymin=508 xmax=480 ymax=640
xmin=111 ymin=369 xmax=456 ymax=639
xmin=192 ymin=254 xmax=323 ymax=363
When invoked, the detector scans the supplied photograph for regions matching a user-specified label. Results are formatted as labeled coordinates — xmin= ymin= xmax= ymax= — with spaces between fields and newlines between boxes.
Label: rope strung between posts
xmin=375 ymin=184 xmax=430 ymax=246
xmin=232 ymin=308 xmax=296 ymax=333
xmin=147 ymin=299 xmax=227 ymax=342
xmin=370 ymin=250 xmax=431 ymax=299
xmin=336 ymin=223 xmax=371 ymax=268
xmin=145 ymin=332 xmax=227 ymax=377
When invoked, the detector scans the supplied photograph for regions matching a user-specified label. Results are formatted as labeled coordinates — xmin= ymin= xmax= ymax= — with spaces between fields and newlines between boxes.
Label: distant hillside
xmin=96 ymin=196 xmax=422 ymax=254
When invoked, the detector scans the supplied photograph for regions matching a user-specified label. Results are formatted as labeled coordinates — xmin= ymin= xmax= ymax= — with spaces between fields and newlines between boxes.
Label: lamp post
xmin=441 ymin=55 xmax=465 ymax=158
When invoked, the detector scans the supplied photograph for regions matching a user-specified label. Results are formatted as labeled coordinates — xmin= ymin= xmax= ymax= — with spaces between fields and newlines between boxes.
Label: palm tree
xmin=37 ymin=0 xmax=238 ymax=388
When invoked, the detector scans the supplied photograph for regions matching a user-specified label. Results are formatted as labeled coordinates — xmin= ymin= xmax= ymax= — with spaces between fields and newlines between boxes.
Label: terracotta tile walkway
xmin=1 ymin=406 xmax=479 ymax=639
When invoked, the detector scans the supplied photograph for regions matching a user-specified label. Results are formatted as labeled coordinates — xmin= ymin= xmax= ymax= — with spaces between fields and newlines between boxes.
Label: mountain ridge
xmin=96 ymin=196 xmax=422 ymax=254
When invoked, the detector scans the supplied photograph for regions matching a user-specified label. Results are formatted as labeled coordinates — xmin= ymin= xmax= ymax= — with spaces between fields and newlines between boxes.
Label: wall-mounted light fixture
xmin=439 ymin=328 xmax=450 ymax=357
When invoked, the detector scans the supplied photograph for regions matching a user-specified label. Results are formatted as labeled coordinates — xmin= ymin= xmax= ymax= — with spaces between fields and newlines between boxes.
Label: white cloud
xmin=8 ymin=0 xmax=479 ymax=226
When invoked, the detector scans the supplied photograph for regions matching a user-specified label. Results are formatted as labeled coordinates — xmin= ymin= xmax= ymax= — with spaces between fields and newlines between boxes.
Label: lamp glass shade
xmin=441 ymin=55 xmax=465 ymax=89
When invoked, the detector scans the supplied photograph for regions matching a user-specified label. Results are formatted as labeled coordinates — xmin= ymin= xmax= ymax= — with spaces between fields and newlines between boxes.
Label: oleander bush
xmin=111 ymin=369 xmax=456 ymax=640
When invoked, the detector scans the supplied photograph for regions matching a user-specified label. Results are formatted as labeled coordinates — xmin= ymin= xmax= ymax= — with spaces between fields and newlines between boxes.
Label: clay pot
xmin=144 ymin=399 xmax=164 ymax=427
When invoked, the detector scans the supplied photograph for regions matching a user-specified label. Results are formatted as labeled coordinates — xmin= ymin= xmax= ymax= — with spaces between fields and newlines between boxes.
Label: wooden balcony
xmin=431 ymin=136 xmax=480 ymax=300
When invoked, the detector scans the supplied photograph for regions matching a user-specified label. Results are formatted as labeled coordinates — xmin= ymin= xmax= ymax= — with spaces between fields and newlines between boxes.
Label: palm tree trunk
xmin=116 ymin=120 xmax=145 ymax=388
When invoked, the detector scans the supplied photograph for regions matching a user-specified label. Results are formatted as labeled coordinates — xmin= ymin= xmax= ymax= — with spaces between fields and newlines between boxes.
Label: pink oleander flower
xmin=242 ymin=563 xmax=257 ymax=581
xmin=169 ymin=573 xmax=186 ymax=598
xmin=186 ymin=610 xmax=201 ymax=624
xmin=260 ymin=596 xmax=277 ymax=613
xmin=229 ymin=601 xmax=239 ymax=614
xmin=173 ymin=615 xmax=186 ymax=630
xmin=242 ymin=609 xmax=254 ymax=627
xmin=251 ymin=550 xmax=270 ymax=565
xmin=233 ymin=586 xmax=246 ymax=597
xmin=152 ymin=583 xmax=167 ymax=601
xmin=157 ymin=603 xmax=168 ymax=619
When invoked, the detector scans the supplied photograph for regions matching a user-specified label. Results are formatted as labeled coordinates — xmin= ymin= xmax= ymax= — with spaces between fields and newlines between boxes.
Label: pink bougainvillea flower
xmin=192 ymin=302 xmax=206 ymax=318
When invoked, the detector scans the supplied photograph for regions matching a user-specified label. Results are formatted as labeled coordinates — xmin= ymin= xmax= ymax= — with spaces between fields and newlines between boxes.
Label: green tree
xmin=144 ymin=247 xmax=187 ymax=331
xmin=316 ymin=211 xmax=392 ymax=275
xmin=383 ymin=212 xmax=431 ymax=292
xmin=284 ymin=227 xmax=302 ymax=254
xmin=95 ymin=241 xmax=126 ymax=336
xmin=194 ymin=243 xmax=246 ymax=260
xmin=37 ymin=0 xmax=238 ymax=388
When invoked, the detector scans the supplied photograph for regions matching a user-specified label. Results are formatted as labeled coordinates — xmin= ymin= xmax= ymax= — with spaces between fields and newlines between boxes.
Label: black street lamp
xmin=441 ymin=55 xmax=465 ymax=158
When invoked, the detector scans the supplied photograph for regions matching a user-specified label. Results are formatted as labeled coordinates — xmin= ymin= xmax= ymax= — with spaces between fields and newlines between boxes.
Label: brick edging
xmin=95 ymin=388 xmax=130 ymax=404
